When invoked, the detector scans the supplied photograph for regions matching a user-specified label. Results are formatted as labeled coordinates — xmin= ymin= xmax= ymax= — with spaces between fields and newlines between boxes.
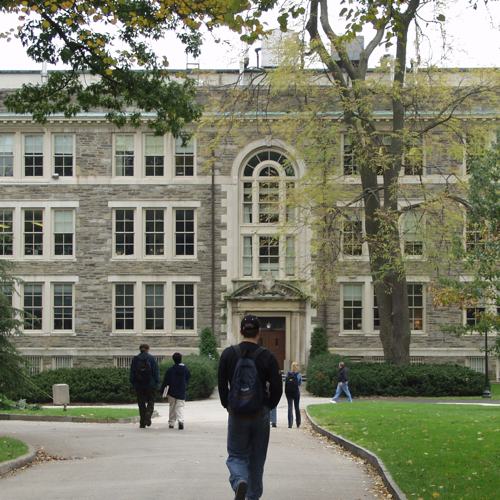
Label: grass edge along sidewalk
xmin=307 ymin=401 xmax=500 ymax=500
xmin=0 ymin=407 xmax=139 ymax=423
xmin=0 ymin=437 xmax=28 ymax=464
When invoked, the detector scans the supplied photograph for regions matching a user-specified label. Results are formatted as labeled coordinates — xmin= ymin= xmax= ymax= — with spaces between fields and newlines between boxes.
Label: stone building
xmin=0 ymin=68 xmax=498 ymax=379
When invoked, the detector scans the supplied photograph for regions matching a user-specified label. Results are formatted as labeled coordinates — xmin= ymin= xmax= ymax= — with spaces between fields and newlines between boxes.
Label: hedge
xmin=7 ymin=354 xmax=217 ymax=403
xmin=306 ymin=353 xmax=484 ymax=397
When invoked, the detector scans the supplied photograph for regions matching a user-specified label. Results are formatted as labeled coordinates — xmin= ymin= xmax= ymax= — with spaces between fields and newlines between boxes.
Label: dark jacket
xmin=130 ymin=352 xmax=160 ymax=390
xmin=161 ymin=363 xmax=191 ymax=400
xmin=338 ymin=366 xmax=349 ymax=383
xmin=218 ymin=341 xmax=283 ymax=411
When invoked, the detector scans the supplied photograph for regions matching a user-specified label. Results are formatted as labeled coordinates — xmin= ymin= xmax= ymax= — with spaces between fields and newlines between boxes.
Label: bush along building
xmin=0 ymin=64 xmax=498 ymax=380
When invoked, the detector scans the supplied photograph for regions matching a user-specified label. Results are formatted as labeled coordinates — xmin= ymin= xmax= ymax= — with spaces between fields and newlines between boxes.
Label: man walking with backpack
xmin=130 ymin=344 xmax=160 ymax=428
xmin=218 ymin=315 xmax=282 ymax=500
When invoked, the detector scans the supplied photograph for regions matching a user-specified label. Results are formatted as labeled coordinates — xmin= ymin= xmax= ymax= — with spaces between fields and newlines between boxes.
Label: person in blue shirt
xmin=284 ymin=362 xmax=302 ymax=428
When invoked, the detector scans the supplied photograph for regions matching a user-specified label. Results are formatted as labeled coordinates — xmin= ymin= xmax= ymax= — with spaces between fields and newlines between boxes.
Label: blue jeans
xmin=287 ymin=393 xmax=301 ymax=427
xmin=269 ymin=407 xmax=277 ymax=425
xmin=227 ymin=408 xmax=270 ymax=500
xmin=332 ymin=382 xmax=353 ymax=402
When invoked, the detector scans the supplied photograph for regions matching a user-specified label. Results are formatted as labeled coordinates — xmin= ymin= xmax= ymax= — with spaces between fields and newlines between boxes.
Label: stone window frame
xmin=109 ymin=201 xmax=199 ymax=261
xmin=0 ymin=201 xmax=78 ymax=261
xmin=12 ymin=275 xmax=79 ymax=336
xmin=338 ymin=276 xmax=429 ymax=336
xmin=108 ymin=275 xmax=200 ymax=336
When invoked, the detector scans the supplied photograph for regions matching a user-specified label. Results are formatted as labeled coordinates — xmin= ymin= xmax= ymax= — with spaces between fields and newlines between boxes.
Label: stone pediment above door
xmin=228 ymin=275 xmax=308 ymax=302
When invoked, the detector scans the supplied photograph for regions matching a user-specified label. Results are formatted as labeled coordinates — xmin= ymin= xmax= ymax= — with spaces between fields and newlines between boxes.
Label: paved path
xmin=0 ymin=395 xmax=379 ymax=500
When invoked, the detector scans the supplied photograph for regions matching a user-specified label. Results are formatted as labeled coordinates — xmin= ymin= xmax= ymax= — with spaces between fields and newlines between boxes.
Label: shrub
xmin=309 ymin=326 xmax=329 ymax=359
xmin=160 ymin=354 xmax=216 ymax=401
xmin=199 ymin=327 xmax=219 ymax=361
xmin=307 ymin=353 xmax=484 ymax=397
xmin=11 ymin=368 xmax=135 ymax=403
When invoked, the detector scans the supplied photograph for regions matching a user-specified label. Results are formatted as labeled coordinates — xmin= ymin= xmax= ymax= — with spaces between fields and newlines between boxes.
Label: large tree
xmin=0 ymin=0 xmax=279 ymax=134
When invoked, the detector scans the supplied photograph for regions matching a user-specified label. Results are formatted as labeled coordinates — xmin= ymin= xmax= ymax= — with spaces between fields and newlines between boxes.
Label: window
xmin=144 ymin=135 xmax=164 ymax=176
xmin=24 ymin=283 xmax=43 ymax=330
xmin=25 ymin=355 xmax=43 ymax=375
xmin=175 ymin=209 xmax=195 ymax=256
xmin=145 ymin=283 xmax=164 ymax=330
xmin=24 ymin=135 xmax=44 ymax=176
xmin=52 ymin=356 xmax=73 ymax=369
xmin=402 ymin=211 xmax=424 ymax=256
xmin=468 ymin=356 xmax=485 ymax=374
xmin=0 ymin=134 xmax=14 ymax=177
xmin=465 ymin=307 xmax=485 ymax=328
xmin=343 ymin=135 xmax=358 ymax=175
xmin=0 ymin=209 xmax=13 ymax=256
xmin=53 ymin=210 xmax=74 ymax=256
xmin=243 ymin=236 xmax=253 ymax=276
xmin=144 ymin=209 xmax=165 ymax=256
xmin=53 ymin=283 xmax=73 ymax=330
xmin=373 ymin=292 xmax=380 ymax=330
xmin=408 ymin=283 xmax=424 ymax=330
xmin=115 ymin=135 xmax=134 ymax=176
xmin=24 ymin=209 xmax=44 ymax=256
xmin=243 ymin=182 xmax=253 ymax=223
xmin=403 ymin=137 xmax=424 ymax=175
xmin=258 ymin=181 xmax=280 ymax=223
xmin=174 ymin=283 xmax=194 ymax=330
xmin=285 ymin=237 xmax=296 ymax=276
xmin=342 ymin=213 xmax=363 ymax=256
xmin=115 ymin=283 xmax=134 ymax=330
xmin=259 ymin=236 xmax=279 ymax=277
xmin=175 ymin=136 xmax=194 ymax=176
xmin=465 ymin=218 xmax=484 ymax=252
xmin=342 ymin=284 xmax=363 ymax=331
xmin=115 ymin=209 xmax=134 ymax=256
xmin=53 ymin=134 xmax=73 ymax=176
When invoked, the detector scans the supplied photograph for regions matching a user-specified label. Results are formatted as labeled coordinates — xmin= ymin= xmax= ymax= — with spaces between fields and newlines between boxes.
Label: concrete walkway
xmin=0 ymin=395 xmax=380 ymax=500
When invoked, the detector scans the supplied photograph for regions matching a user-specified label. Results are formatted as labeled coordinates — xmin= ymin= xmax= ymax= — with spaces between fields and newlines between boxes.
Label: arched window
xmin=240 ymin=149 xmax=298 ymax=279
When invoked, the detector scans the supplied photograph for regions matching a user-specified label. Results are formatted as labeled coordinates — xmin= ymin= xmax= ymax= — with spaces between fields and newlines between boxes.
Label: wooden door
xmin=260 ymin=329 xmax=286 ymax=370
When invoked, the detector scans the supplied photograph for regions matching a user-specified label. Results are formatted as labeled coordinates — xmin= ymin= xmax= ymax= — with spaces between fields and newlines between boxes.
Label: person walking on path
xmin=284 ymin=361 xmax=302 ymax=428
xmin=218 ymin=315 xmax=283 ymax=500
xmin=130 ymin=344 xmax=160 ymax=428
xmin=161 ymin=352 xmax=191 ymax=430
xmin=330 ymin=361 xmax=353 ymax=403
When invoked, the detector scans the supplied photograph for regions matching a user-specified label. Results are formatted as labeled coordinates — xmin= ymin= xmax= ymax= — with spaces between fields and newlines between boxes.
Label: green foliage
xmin=160 ymin=355 xmax=217 ymax=401
xmin=306 ymin=354 xmax=484 ymax=397
xmin=309 ymin=326 xmax=329 ymax=359
xmin=199 ymin=327 xmax=219 ymax=360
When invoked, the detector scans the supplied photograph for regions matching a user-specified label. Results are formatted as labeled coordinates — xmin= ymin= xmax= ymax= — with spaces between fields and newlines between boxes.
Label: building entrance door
xmin=258 ymin=316 xmax=286 ymax=370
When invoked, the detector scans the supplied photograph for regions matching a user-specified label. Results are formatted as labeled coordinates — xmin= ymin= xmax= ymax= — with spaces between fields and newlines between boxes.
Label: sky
xmin=0 ymin=1 xmax=498 ymax=72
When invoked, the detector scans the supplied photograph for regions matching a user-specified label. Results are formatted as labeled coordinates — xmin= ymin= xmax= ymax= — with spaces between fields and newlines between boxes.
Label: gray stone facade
xmin=0 ymin=70 xmax=498 ymax=379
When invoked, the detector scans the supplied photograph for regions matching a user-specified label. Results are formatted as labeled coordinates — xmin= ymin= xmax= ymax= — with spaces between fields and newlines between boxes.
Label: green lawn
xmin=0 ymin=407 xmax=138 ymax=420
xmin=308 ymin=402 xmax=500 ymax=500
xmin=0 ymin=437 xmax=29 ymax=463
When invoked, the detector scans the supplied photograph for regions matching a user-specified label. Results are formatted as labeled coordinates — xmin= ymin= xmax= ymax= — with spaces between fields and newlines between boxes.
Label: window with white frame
xmin=144 ymin=135 xmax=164 ymax=176
xmin=115 ymin=135 xmax=135 ymax=176
xmin=342 ymin=283 xmax=363 ymax=331
xmin=402 ymin=210 xmax=424 ymax=256
xmin=114 ymin=209 xmax=135 ymax=256
xmin=114 ymin=283 xmax=134 ymax=330
xmin=144 ymin=209 xmax=165 ymax=256
xmin=175 ymin=136 xmax=194 ymax=176
xmin=343 ymin=135 xmax=358 ymax=175
xmin=242 ymin=236 xmax=253 ymax=277
xmin=24 ymin=209 xmax=44 ymax=256
xmin=465 ymin=306 xmax=485 ymax=328
xmin=342 ymin=212 xmax=363 ymax=257
xmin=145 ymin=283 xmax=164 ymax=330
xmin=174 ymin=283 xmax=194 ymax=330
xmin=53 ymin=209 xmax=74 ymax=256
xmin=0 ymin=134 xmax=14 ymax=177
xmin=24 ymin=135 xmax=44 ymax=177
xmin=464 ymin=217 xmax=484 ymax=253
xmin=52 ymin=356 xmax=73 ymax=369
xmin=25 ymin=355 xmax=43 ymax=375
xmin=0 ymin=209 xmax=13 ymax=256
xmin=258 ymin=180 xmax=280 ymax=223
xmin=373 ymin=291 xmax=380 ymax=330
xmin=259 ymin=236 xmax=280 ymax=277
xmin=53 ymin=283 xmax=73 ymax=330
xmin=53 ymin=134 xmax=74 ymax=177
xmin=285 ymin=236 xmax=296 ymax=276
xmin=175 ymin=209 xmax=195 ymax=256
xmin=23 ymin=283 xmax=43 ymax=330
xmin=408 ymin=283 xmax=424 ymax=331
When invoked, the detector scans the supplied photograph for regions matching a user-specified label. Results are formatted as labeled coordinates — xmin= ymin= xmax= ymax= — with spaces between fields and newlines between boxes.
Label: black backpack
xmin=135 ymin=356 xmax=153 ymax=385
xmin=228 ymin=345 xmax=265 ymax=415
xmin=285 ymin=371 xmax=299 ymax=396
